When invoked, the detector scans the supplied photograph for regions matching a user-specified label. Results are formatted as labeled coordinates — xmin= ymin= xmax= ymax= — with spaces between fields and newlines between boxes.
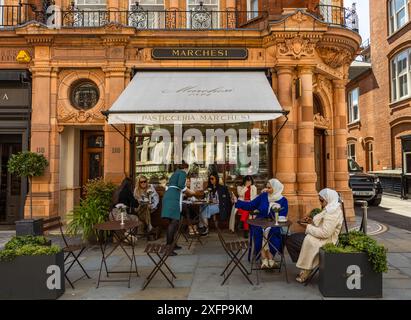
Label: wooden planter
xmin=319 ymin=248 xmax=382 ymax=298
xmin=0 ymin=251 xmax=65 ymax=300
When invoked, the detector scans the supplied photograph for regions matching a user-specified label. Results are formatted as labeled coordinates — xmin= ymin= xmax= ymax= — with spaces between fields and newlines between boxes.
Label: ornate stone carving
xmin=103 ymin=21 xmax=123 ymax=32
xmin=57 ymin=70 xmax=106 ymax=125
xmin=317 ymin=75 xmax=332 ymax=94
xmin=277 ymin=36 xmax=316 ymax=60
xmin=317 ymin=45 xmax=353 ymax=68
xmin=314 ymin=113 xmax=331 ymax=129
xmin=291 ymin=10 xmax=308 ymax=24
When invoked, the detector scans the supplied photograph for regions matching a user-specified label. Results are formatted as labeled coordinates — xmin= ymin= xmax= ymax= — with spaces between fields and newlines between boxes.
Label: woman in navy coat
xmin=234 ymin=179 xmax=288 ymax=269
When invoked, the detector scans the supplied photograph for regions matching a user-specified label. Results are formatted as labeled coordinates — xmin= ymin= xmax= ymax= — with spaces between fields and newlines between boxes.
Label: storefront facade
xmin=0 ymin=0 xmax=360 ymax=222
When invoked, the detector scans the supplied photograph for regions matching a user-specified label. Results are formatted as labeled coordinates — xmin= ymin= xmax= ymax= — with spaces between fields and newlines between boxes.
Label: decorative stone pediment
xmin=314 ymin=113 xmax=331 ymax=129
xmin=269 ymin=9 xmax=328 ymax=32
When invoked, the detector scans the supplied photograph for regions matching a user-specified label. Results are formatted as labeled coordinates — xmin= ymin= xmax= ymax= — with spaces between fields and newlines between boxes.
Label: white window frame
xmin=187 ymin=0 xmax=219 ymax=29
xmin=348 ymin=87 xmax=360 ymax=124
xmin=247 ymin=0 xmax=259 ymax=20
xmin=348 ymin=143 xmax=356 ymax=162
xmin=75 ymin=0 xmax=107 ymax=27
xmin=128 ymin=0 xmax=165 ymax=29
xmin=391 ymin=48 xmax=411 ymax=102
xmin=404 ymin=151 xmax=411 ymax=174
xmin=389 ymin=0 xmax=409 ymax=34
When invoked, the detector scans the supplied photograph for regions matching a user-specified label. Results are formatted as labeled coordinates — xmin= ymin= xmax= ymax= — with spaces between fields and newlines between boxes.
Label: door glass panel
xmin=88 ymin=152 xmax=103 ymax=180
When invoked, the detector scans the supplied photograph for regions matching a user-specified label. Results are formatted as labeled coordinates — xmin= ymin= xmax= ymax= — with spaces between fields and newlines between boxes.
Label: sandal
xmin=296 ymin=270 xmax=311 ymax=283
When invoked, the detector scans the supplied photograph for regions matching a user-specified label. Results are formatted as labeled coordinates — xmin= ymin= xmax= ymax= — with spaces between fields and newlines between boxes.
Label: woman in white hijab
xmin=234 ymin=178 xmax=288 ymax=269
xmin=288 ymin=188 xmax=344 ymax=283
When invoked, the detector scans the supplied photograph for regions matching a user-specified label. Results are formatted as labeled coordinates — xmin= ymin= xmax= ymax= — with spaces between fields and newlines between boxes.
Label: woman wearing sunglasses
xmin=133 ymin=175 xmax=160 ymax=234
xmin=286 ymin=188 xmax=344 ymax=283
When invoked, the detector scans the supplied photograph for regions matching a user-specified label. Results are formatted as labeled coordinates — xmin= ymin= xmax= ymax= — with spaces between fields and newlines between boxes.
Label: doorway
xmin=314 ymin=129 xmax=327 ymax=192
xmin=0 ymin=134 xmax=23 ymax=224
xmin=81 ymin=131 xmax=104 ymax=188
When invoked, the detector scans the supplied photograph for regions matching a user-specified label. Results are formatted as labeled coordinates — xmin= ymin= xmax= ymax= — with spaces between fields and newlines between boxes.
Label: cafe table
xmin=246 ymin=218 xmax=292 ymax=284
xmin=94 ymin=220 xmax=140 ymax=288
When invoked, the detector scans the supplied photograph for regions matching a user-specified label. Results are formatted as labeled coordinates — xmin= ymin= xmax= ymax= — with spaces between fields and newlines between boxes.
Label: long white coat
xmin=296 ymin=207 xmax=343 ymax=270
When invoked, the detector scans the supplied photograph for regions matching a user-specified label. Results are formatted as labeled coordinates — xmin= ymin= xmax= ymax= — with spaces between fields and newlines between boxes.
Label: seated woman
xmin=234 ymin=179 xmax=288 ymax=269
xmin=133 ymin=175 xmax=160 ymax=233
xmin=234 ymin=175 xmax=257 ymax=238
xmin=199 ymin=173 xmax=232 ymax=236
xmin=110 ymin=177 xmax=139 ymax=222
xmin=182 ymin=176 xmax=201 ymax=235
xmin=286 ymin=188 xmax=343 ymax=283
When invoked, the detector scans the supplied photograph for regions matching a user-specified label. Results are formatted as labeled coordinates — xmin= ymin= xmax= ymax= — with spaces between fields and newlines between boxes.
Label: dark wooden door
xmin=81 ymin=131 xmax=104 ymax=188
xmin=314 ymin=129 xmax=327 ymax=192
xmin=0 ymin=135 xmax=22 ymax=224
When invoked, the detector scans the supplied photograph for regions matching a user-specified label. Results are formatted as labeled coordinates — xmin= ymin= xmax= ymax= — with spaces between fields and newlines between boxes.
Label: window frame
xmin=389 ymin=0 xmax=409 ymax=34
xmin=347 ymin=143 xmax=356 ymax=162
xmin=347 ymin=87 xmax=360 ymax=124
xmin=128 ymin=0 xmax=165 ymax=29
xmin=390 ymin=48 xmax=411 ymax=103
xmin=404 ymin=151 xmax=411 ymax=174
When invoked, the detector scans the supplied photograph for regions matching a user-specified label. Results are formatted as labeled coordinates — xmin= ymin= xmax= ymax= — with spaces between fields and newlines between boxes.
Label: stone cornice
xmin=101 ymin=35 xmax=130 ymax=47
xmin=25 ymin=35 xmax=54 ymax=45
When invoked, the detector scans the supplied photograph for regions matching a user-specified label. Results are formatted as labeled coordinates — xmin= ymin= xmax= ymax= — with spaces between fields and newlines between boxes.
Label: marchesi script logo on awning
xmin=161 ymin=86 xmax=233 ymax=97
xmin=151 ymin=48 xmax=248 ymax=60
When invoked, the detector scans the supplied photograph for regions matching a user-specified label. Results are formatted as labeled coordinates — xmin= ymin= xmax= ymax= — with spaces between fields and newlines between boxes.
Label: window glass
xmin=74 ymin=0 xmax=107 ymax=26
xmin=389 ymin=0 xmax=408 ymax=33
xmin=348 ymin=88 xmax=360 ymax=123
xmin=405 ymin=152 xmax=411 ymax=174
xmin=135 ymin=122 xmax=270 ymax=190
xmin=129 ymin=0 xmax=165 ymax=28
xmin=347 ymin=143 xmax=356 ymax=162
xmin=391 ymin=48 xmax=411 ymax=102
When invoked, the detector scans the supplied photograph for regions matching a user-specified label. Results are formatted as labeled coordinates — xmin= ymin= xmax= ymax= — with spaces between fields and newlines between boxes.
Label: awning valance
xmin=105 ymin=71 xmax=285 ymax=125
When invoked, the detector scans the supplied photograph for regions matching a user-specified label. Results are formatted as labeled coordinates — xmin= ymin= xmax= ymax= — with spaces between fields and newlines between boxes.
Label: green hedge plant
xmin=7 ymin=151 xmax=49 ymax=219
xmin=323 ymin=231 xmax=388 ymax=274
xmin=0 ymin=236 xmax=60 ymax=262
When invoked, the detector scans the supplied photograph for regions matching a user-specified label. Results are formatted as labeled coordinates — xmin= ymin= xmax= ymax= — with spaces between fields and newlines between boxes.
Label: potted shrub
xmin=319 ymin=231 xmax=388 ymax=298
xmin=66 ymin=178 xmax=116 ymax=242
xmin=0 ymin=236 xmax=65 ymax=300
xmin=7 ymin=151 xmax=49 ymax=236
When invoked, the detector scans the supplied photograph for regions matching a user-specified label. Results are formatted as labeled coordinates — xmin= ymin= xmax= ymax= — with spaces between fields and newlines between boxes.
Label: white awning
xmin=105 ymin=71 xmax=285 ymax=125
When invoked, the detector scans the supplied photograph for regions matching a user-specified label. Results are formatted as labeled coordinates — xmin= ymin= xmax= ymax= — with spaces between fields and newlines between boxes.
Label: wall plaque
xmin=151 ymin=48 xmax=248 ymax=60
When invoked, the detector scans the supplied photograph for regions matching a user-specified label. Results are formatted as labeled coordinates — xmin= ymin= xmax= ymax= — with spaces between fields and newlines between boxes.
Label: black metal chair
xmin=214 ymin=218 xmax=253 ymax=286
xmin=142 ymin=219 xmax=183 ymax=290
xmin=43 ymin=216 xmax=90 ymax=289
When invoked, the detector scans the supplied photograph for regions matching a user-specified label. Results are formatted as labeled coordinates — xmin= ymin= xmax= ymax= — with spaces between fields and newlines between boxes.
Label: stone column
xmin=333 ymin=79 xmax=354 ymax=219
xmin=297 ymin=66 xmax=317 ymax=196
xmin=103 ymin=66 xmax=128 ymax=184
xmin=275 ymin=66 xmax=297 ymax=196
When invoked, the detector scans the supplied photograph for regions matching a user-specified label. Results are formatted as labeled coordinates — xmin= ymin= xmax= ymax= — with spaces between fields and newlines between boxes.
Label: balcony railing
xmin=0 ymin=3 xmax=267 ymax=30
xmin=314 ymin=5 xmax=359 ymax=32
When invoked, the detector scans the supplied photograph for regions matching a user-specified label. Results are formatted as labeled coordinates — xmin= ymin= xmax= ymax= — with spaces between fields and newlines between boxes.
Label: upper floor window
xmin=247 ymin=0 xmax=259 ymax=20
xmin=389 ymin=0 xmax=409 ymax=34
xmin=75 ymin=0 xmax=107 ymax=27
xmin=187 ymin=0 xmax=219 ymax=29
xmin=391 ymin=48 xmax=411 ymax=102
xmin=129 ymin=0 xmax=165 ymax=28
xmin=348 ymin=87 xmax=360 ymax=123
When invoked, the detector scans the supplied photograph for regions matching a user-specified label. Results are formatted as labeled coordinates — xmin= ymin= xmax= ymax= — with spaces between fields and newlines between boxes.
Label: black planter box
xmin=15 ymin=219 xmax=44 ymax=236
xmin=0 ymin=251 xmax=65 ymax=300
xmin=319 ymin=248 xmax=382 ymax=298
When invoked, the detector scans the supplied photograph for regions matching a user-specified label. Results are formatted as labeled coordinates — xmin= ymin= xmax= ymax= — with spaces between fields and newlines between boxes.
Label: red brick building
xmin=347 ymin=0 xmax=411 ymax=196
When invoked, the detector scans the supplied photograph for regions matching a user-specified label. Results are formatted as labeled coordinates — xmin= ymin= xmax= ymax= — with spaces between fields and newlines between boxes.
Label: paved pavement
xmin=1 ymin=195 xmax=411 ymax=300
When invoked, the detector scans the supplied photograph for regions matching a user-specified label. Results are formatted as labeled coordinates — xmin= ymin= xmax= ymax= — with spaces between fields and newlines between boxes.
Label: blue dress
xmin=235 ymin=192 xmax=288 ymax=260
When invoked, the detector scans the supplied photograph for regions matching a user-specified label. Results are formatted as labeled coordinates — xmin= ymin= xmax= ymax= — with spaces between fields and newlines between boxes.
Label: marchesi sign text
xmin=151 ymin=48 xmax=248 ymax=60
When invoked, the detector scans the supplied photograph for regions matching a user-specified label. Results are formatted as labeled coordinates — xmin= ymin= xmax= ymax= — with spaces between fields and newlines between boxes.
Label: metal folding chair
xmin=214 ymin=219 xmax=253 ymax=286
xmin=142 ymin=219 xmax=183 ymax=290
xmin=43 ymin=216 xmax=91 ymax=289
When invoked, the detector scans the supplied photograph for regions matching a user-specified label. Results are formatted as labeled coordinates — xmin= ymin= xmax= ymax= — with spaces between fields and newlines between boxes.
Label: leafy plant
xmin=0 ymin=236 xmax=60 ymax=262
xmin=322 ymin=231 xmax=388 ymax=274
xmin=7 ymin=151 xmax=49 ymax=219
xmin=309 ymin=208 xmax=322 ymax=218
xmin=66 ymin=178 xmax=116 ymax=241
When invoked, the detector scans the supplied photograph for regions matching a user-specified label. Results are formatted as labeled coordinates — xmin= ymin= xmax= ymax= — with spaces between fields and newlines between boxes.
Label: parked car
xmin=348 ymin=159 xmax=383 ymax=206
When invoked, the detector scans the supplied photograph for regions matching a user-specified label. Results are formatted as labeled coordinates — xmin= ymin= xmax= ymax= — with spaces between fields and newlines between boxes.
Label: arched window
xmin=347 ymin=143 xmax=356 ymax=162
xmin=391 ymin=48 xmax=411 ymax=102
